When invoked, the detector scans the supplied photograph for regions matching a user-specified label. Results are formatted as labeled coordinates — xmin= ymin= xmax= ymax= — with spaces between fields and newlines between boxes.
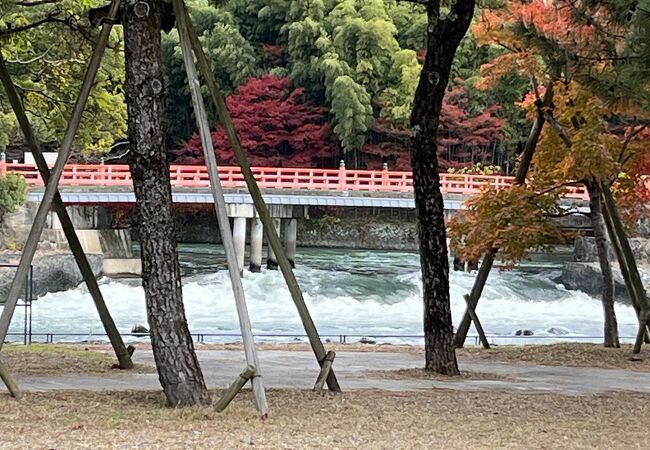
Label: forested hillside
xmin=3 ymin=1 xmax=645 ymax=172
xmin=164 ymin=0 xmax=522 ymax=169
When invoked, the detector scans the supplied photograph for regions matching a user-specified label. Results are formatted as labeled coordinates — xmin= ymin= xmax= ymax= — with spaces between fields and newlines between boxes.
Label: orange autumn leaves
xmin=447 ymin=0 xmax=649 ymax=268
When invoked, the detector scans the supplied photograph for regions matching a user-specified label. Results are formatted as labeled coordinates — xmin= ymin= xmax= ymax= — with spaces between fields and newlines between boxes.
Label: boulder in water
xmin=515 ymin=329 xmax=534 ymax=336
xmin=359 ymin=336 xmax=376 ymax=344
xmin=545 ymin=327 xmax=570 ymax=336
xmin=0 ymin=252 xmax=103 ymax=302
xmin=131 ymin=324 xmax=149 ymax=335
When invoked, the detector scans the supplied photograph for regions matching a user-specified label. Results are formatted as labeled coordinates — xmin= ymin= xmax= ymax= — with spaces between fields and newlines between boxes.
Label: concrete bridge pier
xmin=266 ymin=218 xmax=281 ymax=270
xmin=284 ymin=218 xmax=297 ymax=268
xmin=232 ymin=217 xmax=247 ymax=276
xmin=249 ymin=217 xmax=263 ymax=273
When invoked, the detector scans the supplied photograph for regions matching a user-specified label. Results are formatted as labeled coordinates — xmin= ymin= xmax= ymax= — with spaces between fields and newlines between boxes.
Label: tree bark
xmin=123 ymin=0 xmax=209 ymax=406
xmin=586 ymin=181 xmax=619 ymax=348
xmin=410 ymin=0 xmax=475 ymax=375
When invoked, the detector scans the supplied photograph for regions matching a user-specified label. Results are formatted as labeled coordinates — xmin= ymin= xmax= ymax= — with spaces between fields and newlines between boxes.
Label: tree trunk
xmin=123 ymin=0 xmax=210 ymax=406
xmin=410 ymin=1 xmax=475 ymax=375
xmin=587 ymin=181 xmax=620 ymax=348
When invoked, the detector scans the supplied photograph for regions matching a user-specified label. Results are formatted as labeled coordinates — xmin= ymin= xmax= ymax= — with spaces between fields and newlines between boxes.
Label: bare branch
xmin=618 ymin=122 xmax=648 ymax=164
xmin=15 ymin=0 xmax=59 ymax=6
xmin=543 ymin=111 xmax=573 ymax=148
xmin=0 ymin=12 xmax=59 ymax=36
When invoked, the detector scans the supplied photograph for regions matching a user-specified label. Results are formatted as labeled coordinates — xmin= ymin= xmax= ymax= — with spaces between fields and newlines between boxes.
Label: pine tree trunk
xmin=411 ymin=1 xmax=475 ymax=375
xmin=587 ymin=181 xmax=620 ymax=348
xmin=123 ymin=0 xmax=210 ymax=406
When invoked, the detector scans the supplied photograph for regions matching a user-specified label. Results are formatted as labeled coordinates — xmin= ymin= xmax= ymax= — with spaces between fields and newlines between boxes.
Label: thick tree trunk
xmin=123 ymin=0 xmax=209 ymax=406
xmin=587 ymin=181 xmax=620 ymax=348
xmin=410 ymin=1 xmax=475 ymax=375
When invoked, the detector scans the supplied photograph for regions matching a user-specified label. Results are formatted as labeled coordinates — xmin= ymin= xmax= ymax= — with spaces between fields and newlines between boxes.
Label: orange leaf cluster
xmin=447 ymin=184 xmax=564 ymax=269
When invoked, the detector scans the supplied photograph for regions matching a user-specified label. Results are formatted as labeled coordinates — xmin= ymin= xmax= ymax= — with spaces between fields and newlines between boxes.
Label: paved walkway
xmin=9 ymin=350 xmax=650 ymax=395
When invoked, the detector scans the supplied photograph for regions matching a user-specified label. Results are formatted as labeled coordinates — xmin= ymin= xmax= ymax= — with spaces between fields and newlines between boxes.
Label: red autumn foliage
xmin=261 ymin=43 xmax=284 ymax=66
xmin=363 ymin=81 xmax=505 ymax=170
xmin=173 ymin=75 xmax=337 ymax=167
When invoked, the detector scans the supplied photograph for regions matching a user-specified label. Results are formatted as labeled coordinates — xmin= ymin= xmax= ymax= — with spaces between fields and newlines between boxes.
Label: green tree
xmin=163 ymin=1 xmax=259 ymax=145
xmin=0 ymin=172 xmax=27 ymax=217
xmin=0 ymin=0 xmax=127 ymax=153
xmin=330 ymin=75 xmax=373 ymax=160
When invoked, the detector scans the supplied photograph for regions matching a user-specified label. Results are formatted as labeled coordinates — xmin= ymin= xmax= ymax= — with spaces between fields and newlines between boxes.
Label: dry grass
xmin=1 ymin=389 xmax=649 ymax=449
xmin=112 ymin=341 xmax=427 ymax=354
xmin=0 ymin=344 xmax=154 ymax=376
xmin=365 ymin=368 xmax=512 ymax=381
xmin=458 ymin=343 xmax=650 ymax=372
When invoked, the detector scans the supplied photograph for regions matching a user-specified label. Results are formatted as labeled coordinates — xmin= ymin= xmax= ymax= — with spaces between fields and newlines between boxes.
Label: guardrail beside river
xmin=0 ymin=161 xmax=591 ymax=200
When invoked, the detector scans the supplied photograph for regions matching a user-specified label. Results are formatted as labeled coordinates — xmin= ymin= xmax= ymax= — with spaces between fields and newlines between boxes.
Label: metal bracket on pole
xmin=178 ymin=1 xmax=341 ymax=392
xmin=0 ymin=0 xmax=132 ymax=387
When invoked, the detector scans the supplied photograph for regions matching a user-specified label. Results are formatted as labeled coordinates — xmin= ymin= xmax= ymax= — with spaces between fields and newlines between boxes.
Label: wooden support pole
xmin=463 ymin=295 xmax=490 ymax=349
xmin=454 ymin=80 xmax=557 ymax=349
xmin=181 ymin=2 xmax=340 ymax=392
xmin=601 ymin=195 xmax=646 ymax=330
xmin=313 ymin=351 xmax=336 ymax=393
xmin=453 ymin=250 xmax=496 ymax=348
xmin=173 ymin=0 xmax=268 ymax=415
xmin=215 ymin=365 xmax=256 ymax=413
xmin=0 ymin=0 xmax=122 ymax=355
xmin=0 ymin=359 xmax=21 ymax=399
xmin=601 ymin=183 xmax=650 ymax=351
xmin=0 ymin=54 xmax=133 ymax=370
xmin=633 ymin=312 xmax=649 ymax=354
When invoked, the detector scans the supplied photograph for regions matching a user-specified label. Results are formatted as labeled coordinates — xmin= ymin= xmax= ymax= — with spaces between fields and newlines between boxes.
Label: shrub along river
xmin=7 ymin=244 xmax=641 ymax=344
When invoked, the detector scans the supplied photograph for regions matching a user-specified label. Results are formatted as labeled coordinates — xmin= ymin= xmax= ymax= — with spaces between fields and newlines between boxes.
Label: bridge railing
xmin=0 ymin=161 xmax=590 ymax=200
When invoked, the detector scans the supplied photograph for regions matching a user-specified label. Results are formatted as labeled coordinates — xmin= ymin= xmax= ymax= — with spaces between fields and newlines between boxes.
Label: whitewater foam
xmin=5 ymin=247 xmax=641 ymax=344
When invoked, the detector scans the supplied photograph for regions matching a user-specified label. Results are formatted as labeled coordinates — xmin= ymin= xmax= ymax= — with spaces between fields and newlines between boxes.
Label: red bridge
xmin=1 ymin=162 xmax=590 ymax=201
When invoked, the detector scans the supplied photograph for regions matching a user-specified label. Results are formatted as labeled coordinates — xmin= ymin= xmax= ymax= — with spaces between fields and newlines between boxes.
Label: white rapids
xmin=6 ymin=245 xmax=641 ymax=344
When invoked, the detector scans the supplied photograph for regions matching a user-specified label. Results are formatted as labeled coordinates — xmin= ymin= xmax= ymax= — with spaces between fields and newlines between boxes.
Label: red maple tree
xmin=173 ymin=75 xmax=337 ymax=167
xmin=363 ymin=81 xmax=504 ymax=171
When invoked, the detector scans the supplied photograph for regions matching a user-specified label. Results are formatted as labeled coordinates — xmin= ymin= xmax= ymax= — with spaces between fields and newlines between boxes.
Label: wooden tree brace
xmin=177 ymin=0 xmax=340 ymax=393
xmin=0 ymin=0 xmax=134 ymax=395
xmin=0 ymin=359 xmax=21 ymax=399
xmin=215 ymin=365 xmax=256 ymax=413
xmin=0 ymin=53 xmax=133 ymax=370
xmin=463 ymin=295 xmax=490 ymax=349
xmin=633 ymin=312 xmax=650 ymax=354
xmin=172 ymin=0 xmax=268 ymax=416
xmin=313 ymin=351 xmax=336 ymax=393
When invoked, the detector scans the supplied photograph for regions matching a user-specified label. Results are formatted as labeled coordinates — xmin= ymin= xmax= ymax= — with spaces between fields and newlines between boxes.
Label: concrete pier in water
xmin=249 ymin=218 xmax=263 ymax=273
xmin=266 ymin=218 xmax=281 ymax=270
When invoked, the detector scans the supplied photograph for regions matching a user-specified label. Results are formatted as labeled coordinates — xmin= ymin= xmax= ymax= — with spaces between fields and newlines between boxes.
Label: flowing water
xmin=6 ymin=244 xmax=641 ymax=344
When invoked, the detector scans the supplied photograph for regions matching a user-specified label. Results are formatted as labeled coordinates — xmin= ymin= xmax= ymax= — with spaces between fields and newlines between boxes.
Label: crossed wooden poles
xmin=452 ymin=78 xmax=650 ymax=352
xmin=458 ymin=185 xmax=650 ymax=352
xmin=0 ymin=0 xmax=341 ymax=409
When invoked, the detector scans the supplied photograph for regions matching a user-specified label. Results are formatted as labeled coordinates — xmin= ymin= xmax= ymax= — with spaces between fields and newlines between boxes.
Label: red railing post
xmin=338 ymin=160 xmax=346 ymax=190
xmin=381 ymin=162 xmax=389 ymax=190
xmin=100 ymin=158 xmax=106 ymax=186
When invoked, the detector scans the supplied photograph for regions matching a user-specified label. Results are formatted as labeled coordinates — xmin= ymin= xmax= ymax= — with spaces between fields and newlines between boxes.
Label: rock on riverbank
xmin=0 ymin=252 xmax=103 ymax=301
xmin=561 ymin=261 xmax=650 ymax=302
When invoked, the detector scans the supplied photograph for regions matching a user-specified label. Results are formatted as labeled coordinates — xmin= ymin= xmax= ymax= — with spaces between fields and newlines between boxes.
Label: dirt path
xmin=9 ymin=350 xmax=650 ymax=395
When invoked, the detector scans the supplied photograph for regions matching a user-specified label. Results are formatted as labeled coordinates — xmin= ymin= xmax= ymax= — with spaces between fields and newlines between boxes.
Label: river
xmin=7 ymin=244 xmax=641 ymax=344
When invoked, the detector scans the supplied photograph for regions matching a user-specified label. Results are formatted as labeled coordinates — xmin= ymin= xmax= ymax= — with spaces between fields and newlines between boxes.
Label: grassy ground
xmin=365 ymin=368 xmax=512 ymax=381
xmin=1 ymin=389 xmax=648 ymax=449
xmin=458 ymin=343 xmax=650 ymax=372
xmin=0 ymin=344 xmax=154 ymax=376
